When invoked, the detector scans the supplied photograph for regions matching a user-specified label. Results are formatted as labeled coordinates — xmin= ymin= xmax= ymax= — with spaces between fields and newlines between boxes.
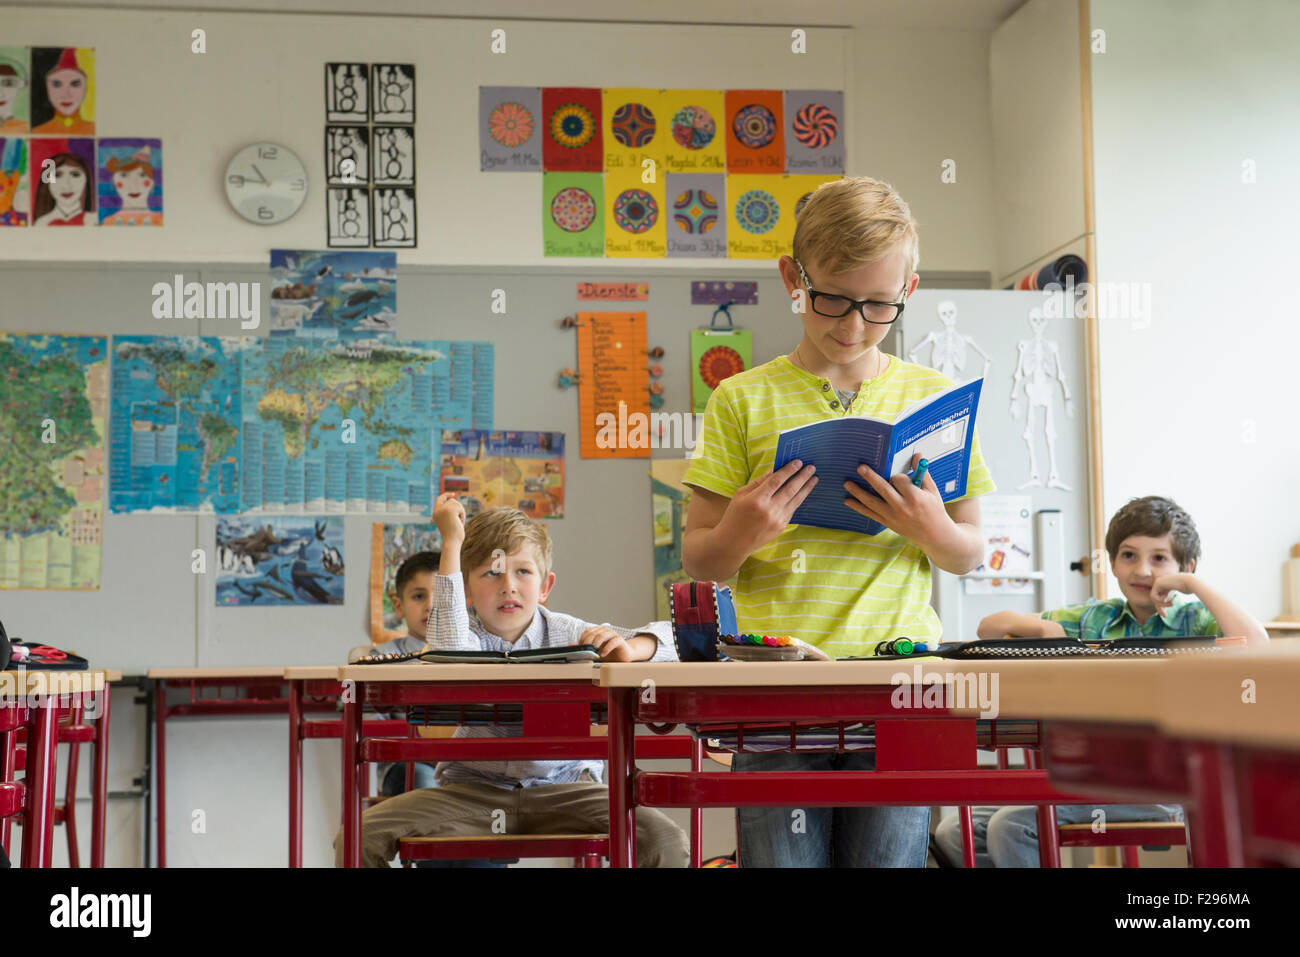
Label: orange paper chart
xmin=577 ymin=311 xmax=650 ymax=459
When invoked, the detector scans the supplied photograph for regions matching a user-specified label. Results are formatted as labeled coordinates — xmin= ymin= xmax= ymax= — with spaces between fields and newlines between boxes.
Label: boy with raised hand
xmin=934 ymin=495 xmax=1268 ymax=867
xmin=333 ymin=493 xmax=686 ymax=868
xmin=682 ymin=177 xmax=996 ymax=868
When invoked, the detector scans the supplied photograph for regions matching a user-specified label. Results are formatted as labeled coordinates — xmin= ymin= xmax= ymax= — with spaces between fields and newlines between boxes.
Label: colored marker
xmin=911 ymin=458 xmax=929 ymax=487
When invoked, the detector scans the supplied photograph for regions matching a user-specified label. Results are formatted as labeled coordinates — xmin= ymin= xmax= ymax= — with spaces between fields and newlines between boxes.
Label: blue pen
xmin=911 ymin=458 xmax=929 ymax=487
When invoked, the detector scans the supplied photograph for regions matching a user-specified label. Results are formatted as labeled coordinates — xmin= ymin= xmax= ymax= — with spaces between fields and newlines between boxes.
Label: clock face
xmin=224 ymin=143 xmax=308 ymax=224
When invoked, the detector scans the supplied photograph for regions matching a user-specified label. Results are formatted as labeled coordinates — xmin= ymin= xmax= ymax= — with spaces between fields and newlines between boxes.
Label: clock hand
xmin=250 ymin=164 xmax=269 ymax=185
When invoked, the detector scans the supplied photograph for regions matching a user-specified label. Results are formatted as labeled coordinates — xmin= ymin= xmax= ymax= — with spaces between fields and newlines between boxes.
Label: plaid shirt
xmin=1041 ymin=594 xmax=1220 ymax=641
xmin=425 ymin=573 xmax=676 ymax=789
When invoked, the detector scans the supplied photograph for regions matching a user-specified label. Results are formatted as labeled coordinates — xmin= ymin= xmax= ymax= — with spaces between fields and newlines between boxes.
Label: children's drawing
xmin=908 ymin=299 xmax=991 ymax=383
xmin=325 ymin=62 xmax=369 ymax=123
xmin=371 ymin=64 xmax=414 ymax=123
xmin=30 ymin=138 xmax=94 ymax=226
xmin=326 ymin=186 xmax=370 ymax=247
xmin=325 ymin=125 xmax=369 ymax=187
xmin=30 ymin=47 xmax=94 ymax=135
xmin=0 ymin=138 xmax=28 ymax=225
xmin=98 ymin=139 xmax=162 ymax=225
xmin=0 ymin=47 xmax=30 ymax=133
xmin=372 ymin=186 xmax=415 ymax=247
xmin=371 ymin=125 xmax=414 ymax=185
xmin=1010 ymin=307 xmax=1075 ymax=490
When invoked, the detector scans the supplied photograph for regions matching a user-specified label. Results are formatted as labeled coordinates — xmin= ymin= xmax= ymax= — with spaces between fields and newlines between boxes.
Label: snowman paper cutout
xmin=1010 ymin=307 xmax=1075 ymax=490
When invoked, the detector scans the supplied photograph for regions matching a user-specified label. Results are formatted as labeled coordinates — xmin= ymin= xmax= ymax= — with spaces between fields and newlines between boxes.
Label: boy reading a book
xmin=681 ymin=177 xmax=996 ymax=867
xmin=933 ymin=495 xmax=1268 ymax=866
xmin=333 ymin=495 xmax=687 ymax=867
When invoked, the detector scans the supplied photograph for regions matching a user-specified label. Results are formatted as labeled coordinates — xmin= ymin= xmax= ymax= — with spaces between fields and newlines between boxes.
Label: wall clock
xmin=224 ymin=142 xmax=308 ymax=224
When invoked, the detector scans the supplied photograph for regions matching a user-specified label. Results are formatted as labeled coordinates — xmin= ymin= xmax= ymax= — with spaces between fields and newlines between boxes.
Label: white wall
xmin=990 ymin=0 xmax=1087 ymax=286
xmin=0 ymin=4 xmax=998 ymax=275
xmin=1090 ymin=0 xmax=1300 ymax=620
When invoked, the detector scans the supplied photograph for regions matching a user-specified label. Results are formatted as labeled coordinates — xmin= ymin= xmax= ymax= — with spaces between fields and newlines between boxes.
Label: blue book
xmin=773 ymin=377 xmax=984 ymax=535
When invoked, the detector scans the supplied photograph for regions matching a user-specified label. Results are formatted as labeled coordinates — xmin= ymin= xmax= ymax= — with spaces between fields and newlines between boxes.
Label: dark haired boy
xmin=934 ymin=495 xmax=1267 ymax=866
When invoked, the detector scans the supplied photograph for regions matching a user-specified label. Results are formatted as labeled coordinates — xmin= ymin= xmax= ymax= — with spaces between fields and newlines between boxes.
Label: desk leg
xmin=1036 ymin=805 xmax=1061 ymax=868
xmin=689 ymin=737 xmax=702 ymax=869
xmin=155 ymin=680 xmax=167 ymax=869
xmin=960 ymin=806 xmax=977 ymax=868
xmin=608 ymin=687 xmax=636 ymax=869
xmin=342 ymin=684 xmax=363 ymax=868
xmin=91 ymin=685 xmax=111 ymax=868
xmin=64 ymin=698 xmax=83 ymax=868
xmin=22 ymin=699 xmax=58 ymax=868
xmin=1 ymin=715 xmax=16 ymax=855
xmin=289 ymin=679 xmax=302 ymax=868
xmin=1187 ymin=741 xmax=1244 ymax=867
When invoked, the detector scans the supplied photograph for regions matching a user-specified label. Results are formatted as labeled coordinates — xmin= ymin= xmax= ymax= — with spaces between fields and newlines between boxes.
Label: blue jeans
xmin=934 ymin=803 xmax=1185 ymax=867
xmin=732 ymin=751 xmax=932 ymax=867
xmin=380 ymin=763 xmax=509 ymax=868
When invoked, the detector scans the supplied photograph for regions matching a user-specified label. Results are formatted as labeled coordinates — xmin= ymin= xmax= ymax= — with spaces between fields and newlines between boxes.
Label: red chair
xmin=2 ymin=701 xmax=104 ymax=867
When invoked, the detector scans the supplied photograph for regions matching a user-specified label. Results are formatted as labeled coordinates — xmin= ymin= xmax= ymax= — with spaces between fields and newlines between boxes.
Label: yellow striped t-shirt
xmin=683 ymin=354 xmax=996 ymax=655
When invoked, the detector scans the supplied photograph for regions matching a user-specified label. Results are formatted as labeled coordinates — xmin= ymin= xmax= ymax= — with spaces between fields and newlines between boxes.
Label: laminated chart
xmin=369 ymin=521 xmax=443 ymax=644
xmin=576 ymin=312 xmax=650 ymax=459
xmin=110 ymin=336 xmax=247 ymax=514
xmin=241 ymin=338 xmax=447 ymax=514
xmin=0 ymin=333 xmax=107 ymax=589
xmin=438 ymin=430 xmax=565 ymax=519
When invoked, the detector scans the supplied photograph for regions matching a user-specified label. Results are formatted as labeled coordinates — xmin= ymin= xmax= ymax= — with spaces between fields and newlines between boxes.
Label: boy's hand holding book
xmin=582 ymin=626 xmax=638 ymax=662
xmin=843 ymin=451 xmax=953 ymax=547
xmin=718 ymin=459 xmax=818 ymax=553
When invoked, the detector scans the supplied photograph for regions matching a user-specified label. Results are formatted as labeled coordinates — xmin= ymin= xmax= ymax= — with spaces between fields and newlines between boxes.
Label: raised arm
xmin=423 ymin=492 xmax=478 ymax=652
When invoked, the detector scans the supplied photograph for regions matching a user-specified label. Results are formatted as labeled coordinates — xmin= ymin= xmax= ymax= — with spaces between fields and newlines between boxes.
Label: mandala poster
xmin=602 ymin=87 xmax=665 ymax=176
xmin=783 ymin=174 xmax=842 ymax=228
xmin=661 ymin=89 xmax=725 ymax=174
xmin=726 ymin=174 xmax=788 ymax=259
xmin=690 ymin=328 xmax=751 ymax=412
xmin=480 ymin=86 xmax=541 ymax=171
xmin=541 ymin=87 xmax=602 ymax=172
xmin=665 ymin=173 xmax=725 ymax=259
xmin=725 ymin=89 xmax=784 ymax=174
xmin=543 ymin=172 xmax=603 ymax=257
xmin=603 ymin=169 xmax=665 ymax=258
xmin=785 ymin=90 xmax=844 ymax=174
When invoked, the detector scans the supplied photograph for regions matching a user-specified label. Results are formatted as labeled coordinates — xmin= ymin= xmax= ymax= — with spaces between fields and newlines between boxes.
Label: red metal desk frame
xmin=152 ymin=672 xmax=337 ymax=868
xmin=1042 ymin=721 xmax=1300 ymax=867
xmin=605 ymin=683 xmax=1104 ymax=868
xmin=288 ymin=675 xmax=409 ymax=868
xmin=1 ymin=673 xmax=110 ymax=868
xmin=341 ymin=672 xmax=702 ymax=868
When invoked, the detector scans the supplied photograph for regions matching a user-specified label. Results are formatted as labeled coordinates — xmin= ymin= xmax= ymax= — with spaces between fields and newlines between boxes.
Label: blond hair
xmin=461 ymin=507 xmax=553 ymax=578
xmin=793 ymin=177 xmax=920 ymax=284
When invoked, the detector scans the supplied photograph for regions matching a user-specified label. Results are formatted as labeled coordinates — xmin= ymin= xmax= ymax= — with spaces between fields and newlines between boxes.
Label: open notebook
xmin=353 ymin=645 xmax=600 ymax=665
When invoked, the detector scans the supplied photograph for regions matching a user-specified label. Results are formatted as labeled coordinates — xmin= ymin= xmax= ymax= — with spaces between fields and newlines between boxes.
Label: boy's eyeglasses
xmin=794 ymin=257 xmax=907 ymax=324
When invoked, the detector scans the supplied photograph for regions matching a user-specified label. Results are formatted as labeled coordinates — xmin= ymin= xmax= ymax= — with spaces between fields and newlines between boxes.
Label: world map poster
xmin=0 ymin=333 xmax=107 ymax=589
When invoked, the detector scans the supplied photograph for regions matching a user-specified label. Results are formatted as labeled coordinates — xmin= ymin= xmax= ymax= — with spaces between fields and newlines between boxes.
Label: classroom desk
xmin=1038 ymin=648 xmax=1300 ymax=867
xmin=337 ymin=663 xmax=700 ymax=868
xmin=284 ymin=665 xmax=410 ymax=868
xmin=598 ymin=660 xmax=1112 ymax=868
xmin=147 ymin=666 xmax=338 ymax=868
xmin=0 ymin=670 xmax=107 ymax=868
